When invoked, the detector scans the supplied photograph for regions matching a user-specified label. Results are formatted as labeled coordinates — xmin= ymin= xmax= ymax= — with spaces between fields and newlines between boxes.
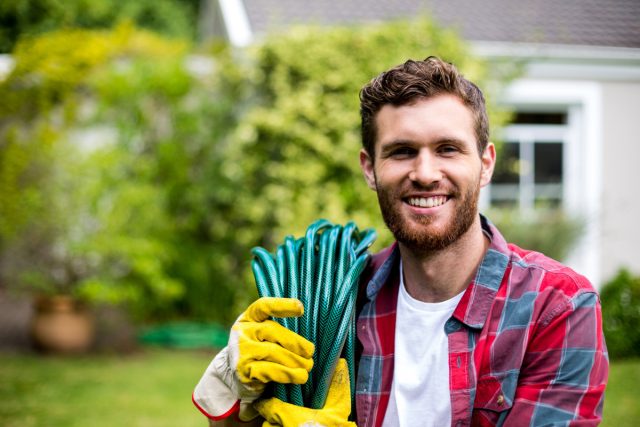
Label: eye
xmin=438 ymin=144 xmax=460 ymax=155
xmin=388 ymin=146 xmax=417 ymax=158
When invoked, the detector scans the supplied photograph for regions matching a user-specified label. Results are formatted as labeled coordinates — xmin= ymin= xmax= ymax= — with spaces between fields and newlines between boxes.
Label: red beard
xmin=375 ymin=178 xmax=480 ymax=255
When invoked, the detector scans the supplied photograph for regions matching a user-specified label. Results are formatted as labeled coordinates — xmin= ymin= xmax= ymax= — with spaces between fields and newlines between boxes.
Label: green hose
xmin=251 ymin=219 xmax=376 ymax=410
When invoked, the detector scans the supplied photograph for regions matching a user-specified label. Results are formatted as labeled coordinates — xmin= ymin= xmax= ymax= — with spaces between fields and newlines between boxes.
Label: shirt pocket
xmin=472 ymin=377 xmax=513 ymax=426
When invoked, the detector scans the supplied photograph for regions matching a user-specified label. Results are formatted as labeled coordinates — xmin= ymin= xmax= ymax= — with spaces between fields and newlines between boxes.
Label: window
xmin=489 ymin=111 xmax=569 ymax=211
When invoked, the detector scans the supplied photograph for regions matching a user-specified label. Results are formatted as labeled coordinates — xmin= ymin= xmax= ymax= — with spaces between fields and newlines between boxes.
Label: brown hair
xmin=359 ymin=56 xmax=489 ymax=158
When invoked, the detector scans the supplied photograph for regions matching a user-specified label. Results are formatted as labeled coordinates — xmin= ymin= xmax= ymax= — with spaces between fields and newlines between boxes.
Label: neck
xmin=398 ymin=217 xmax=489 ymax=303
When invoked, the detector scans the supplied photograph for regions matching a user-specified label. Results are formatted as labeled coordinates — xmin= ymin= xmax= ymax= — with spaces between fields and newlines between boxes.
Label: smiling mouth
xmin=406 ymin=196 xmax=449 ymax=208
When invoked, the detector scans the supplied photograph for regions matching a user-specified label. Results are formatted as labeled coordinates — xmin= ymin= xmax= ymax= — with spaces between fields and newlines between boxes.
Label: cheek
xmin=448 ymin=165 xmax=483 ymax=189
xmin=375 ymin=171 xmax=401 ymax=190
xmin=376 ymin=161 xmax=409 ymax=183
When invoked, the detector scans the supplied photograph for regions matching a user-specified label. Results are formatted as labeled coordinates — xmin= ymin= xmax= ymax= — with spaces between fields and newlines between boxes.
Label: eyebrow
xmin=379 ymin=139 xmax=415 ymax=155
xmin=379 ymin=137 xmax=466 ymax=155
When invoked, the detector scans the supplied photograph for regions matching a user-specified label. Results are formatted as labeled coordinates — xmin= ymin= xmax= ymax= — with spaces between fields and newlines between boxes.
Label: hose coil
xmin=251 ymin=219 xmax=376 ymax=409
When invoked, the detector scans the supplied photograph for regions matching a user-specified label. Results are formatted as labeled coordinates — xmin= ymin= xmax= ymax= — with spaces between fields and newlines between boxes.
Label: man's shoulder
xmin=505 ymin=242 xmax=597 ymax=299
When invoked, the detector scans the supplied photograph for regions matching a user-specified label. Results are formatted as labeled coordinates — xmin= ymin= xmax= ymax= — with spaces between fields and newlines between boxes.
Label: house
xmin=205 ymin=0 xmax=640 ymax=288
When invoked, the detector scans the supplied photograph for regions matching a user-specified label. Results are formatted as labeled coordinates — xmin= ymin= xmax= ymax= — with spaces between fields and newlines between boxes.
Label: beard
xmin=375 ymin=177 xmax=480 ymax=255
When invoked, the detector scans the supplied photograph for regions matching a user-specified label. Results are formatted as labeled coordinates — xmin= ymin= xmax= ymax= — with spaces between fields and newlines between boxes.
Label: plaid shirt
xmin=355 ymin=216 xmax=609 ymax=427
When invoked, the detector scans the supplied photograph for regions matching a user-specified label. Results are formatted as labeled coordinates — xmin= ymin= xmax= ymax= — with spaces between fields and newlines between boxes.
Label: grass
xmin=0 ymin=349 xmax=637 ymax=426
xmin=601 ymin=358 xmax=640 ymax=426
xmin=0 ymin=348 xmax=213 ymax=427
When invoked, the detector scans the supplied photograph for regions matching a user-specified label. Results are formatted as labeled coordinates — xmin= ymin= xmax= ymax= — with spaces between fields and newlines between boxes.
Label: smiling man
xmin=193 ymin=57 xmax=609 ymax=427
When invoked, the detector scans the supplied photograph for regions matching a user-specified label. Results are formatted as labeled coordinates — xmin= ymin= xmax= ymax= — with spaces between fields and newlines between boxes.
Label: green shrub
xmin=600 ymin=269 xmax=640 ymax=359
xmin=487 ymin=208 xmax=584 ymax=262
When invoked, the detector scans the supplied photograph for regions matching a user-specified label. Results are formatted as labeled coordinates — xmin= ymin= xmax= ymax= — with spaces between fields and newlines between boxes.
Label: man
xmin=193 ymin=57 xmax=609 ymax=426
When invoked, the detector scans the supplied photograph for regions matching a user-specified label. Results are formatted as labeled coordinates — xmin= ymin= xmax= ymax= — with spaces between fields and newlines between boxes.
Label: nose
xmin=408 ymin=151 xmax=443 ymax=186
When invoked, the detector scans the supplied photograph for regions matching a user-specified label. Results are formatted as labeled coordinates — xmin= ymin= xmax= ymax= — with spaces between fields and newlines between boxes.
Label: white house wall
xmin=600 ymin=81 xmax=640 ymax=283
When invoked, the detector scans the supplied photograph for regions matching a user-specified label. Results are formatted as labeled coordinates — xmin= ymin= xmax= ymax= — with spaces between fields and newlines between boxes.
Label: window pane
xmin=493 ymin=142 xmax=520 ymax=184
xmin=535 ymin=143 xmax=563 ymax=184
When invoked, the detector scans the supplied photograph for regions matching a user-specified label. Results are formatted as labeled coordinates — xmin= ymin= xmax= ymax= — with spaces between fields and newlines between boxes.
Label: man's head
xmin=358 ymin=57 xmax=495 ymax=254
xmin=359 ymin=56 xmax=489 ymax=160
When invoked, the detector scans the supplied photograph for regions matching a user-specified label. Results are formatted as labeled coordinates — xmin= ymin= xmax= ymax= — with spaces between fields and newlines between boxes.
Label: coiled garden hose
xmin=251 ymin=219 xmax=376 ymax=410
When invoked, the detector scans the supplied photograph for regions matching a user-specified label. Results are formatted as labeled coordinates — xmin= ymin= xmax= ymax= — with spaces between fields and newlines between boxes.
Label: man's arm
xmin=504 ymin=291 xmax=609 ymax=425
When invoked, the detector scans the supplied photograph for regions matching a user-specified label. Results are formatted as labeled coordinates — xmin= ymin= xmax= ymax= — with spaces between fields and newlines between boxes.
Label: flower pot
xmin=31 ymin=295 xmax=95 ymax=353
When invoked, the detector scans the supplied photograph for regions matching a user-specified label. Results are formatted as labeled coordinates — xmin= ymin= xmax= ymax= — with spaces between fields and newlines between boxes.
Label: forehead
xmin=374 ymin=94 xmax=476 ymax=151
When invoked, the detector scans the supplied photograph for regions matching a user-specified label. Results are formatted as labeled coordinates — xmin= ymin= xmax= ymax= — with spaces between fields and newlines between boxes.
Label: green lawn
xmin=601 ymin=358 xmax=640 ymax=426
xmin=0 ymin=349 xmax=637 ymax=426
xmin=0 ymin=348 xmax=212 ymax=427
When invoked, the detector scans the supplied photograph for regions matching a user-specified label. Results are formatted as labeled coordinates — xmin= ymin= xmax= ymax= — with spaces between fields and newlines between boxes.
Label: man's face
xmin=360 ymin=94 xmax=495 ymax=254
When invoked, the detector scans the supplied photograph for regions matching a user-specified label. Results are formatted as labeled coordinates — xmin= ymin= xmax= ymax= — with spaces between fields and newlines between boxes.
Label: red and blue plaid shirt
xmin=355 ymin=215 xmax=609 ymax=426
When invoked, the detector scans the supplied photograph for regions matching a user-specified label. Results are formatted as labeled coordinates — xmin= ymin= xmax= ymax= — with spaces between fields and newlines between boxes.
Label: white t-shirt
xmin=381 ymin=262 xmax=465 ymax=427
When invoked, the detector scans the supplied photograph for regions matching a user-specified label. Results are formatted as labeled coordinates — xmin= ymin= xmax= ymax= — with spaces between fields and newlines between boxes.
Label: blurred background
xmin=0 ymin=0 xmax=638 ymax=426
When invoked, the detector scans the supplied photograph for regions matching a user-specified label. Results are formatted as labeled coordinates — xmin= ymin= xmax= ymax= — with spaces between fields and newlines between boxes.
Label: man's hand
xmin=255 ymin=358 xmax=356 ymax=427
xmin=231 ymin=297 xmax=315 ymax=385
xmin=193 ymin=297 xmax=314 ymax=421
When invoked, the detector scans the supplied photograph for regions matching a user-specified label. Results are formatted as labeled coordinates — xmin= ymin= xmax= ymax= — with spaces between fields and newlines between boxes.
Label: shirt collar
xmin=366 ymin=243 xmax=400 ymax=300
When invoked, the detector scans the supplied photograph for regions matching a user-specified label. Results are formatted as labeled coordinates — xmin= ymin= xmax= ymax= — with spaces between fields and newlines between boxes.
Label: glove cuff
xmin=192 ymin=347 xmax=263 ymax=420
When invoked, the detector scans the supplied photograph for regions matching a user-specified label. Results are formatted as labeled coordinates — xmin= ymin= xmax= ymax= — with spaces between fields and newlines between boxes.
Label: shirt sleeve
xmin=502 ymin=290 xmax=609 ymax=426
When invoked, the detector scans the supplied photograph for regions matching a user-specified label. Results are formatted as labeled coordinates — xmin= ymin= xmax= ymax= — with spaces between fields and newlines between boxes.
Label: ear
xmin=479 ymin=142 xmax=496 ymax=188
xmin=359 ymin=149 xmax=377 ymax=191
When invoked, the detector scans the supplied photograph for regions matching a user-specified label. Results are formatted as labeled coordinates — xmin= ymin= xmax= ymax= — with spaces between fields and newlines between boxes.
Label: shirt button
xmin=497 ymin=395 xmax=505 ymax=406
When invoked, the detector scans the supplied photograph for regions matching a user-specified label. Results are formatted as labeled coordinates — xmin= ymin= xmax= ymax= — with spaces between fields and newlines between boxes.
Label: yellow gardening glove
xmin=254 ymin=358 xmax=356 ymax=427
xmin=193 ymin=297 xmax=314 ymax=422
xmin=232 ymin=297 xmax=315 ymax=385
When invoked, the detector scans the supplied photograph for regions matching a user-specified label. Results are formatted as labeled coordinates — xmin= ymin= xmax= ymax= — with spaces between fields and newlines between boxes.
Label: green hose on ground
xmin=251 ymin=219 xmax=376 ymax=410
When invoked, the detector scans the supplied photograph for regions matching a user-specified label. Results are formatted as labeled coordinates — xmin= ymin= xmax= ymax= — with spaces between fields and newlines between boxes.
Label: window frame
xmin=490 ymin=122 xmax=569 ymax=211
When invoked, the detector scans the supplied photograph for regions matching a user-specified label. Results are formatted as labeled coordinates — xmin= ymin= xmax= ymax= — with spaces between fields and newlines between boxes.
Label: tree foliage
xmin=0 ymin=0 xmax=199 ymax=53
xmin=0 ymin=25 xmax=191 ymax=318
xmin=0 ymin=19 xmax=511 ymax=323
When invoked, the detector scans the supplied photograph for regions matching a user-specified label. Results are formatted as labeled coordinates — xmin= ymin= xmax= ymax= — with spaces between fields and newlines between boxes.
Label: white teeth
xmin=408 ymin=196 xmax=447 ymax=208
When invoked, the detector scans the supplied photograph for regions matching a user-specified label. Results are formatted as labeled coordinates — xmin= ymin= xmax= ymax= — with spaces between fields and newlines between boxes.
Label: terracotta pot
xmin=31 ymin=295 xmax=95 ymax=353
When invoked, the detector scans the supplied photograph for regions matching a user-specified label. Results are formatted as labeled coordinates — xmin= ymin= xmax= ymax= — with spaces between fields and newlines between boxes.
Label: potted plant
xmin=0 ymin=136 xmax=96 ymax=353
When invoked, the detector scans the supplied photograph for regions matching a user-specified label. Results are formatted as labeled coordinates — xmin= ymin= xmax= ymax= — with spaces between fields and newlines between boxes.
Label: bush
xmin=600 ymin=269 xmax=640 ymax=359
xmin=487 ymin=208 xmax=584 ymax=262
xmin=1 ymin=18 xmax=514 ymax=324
